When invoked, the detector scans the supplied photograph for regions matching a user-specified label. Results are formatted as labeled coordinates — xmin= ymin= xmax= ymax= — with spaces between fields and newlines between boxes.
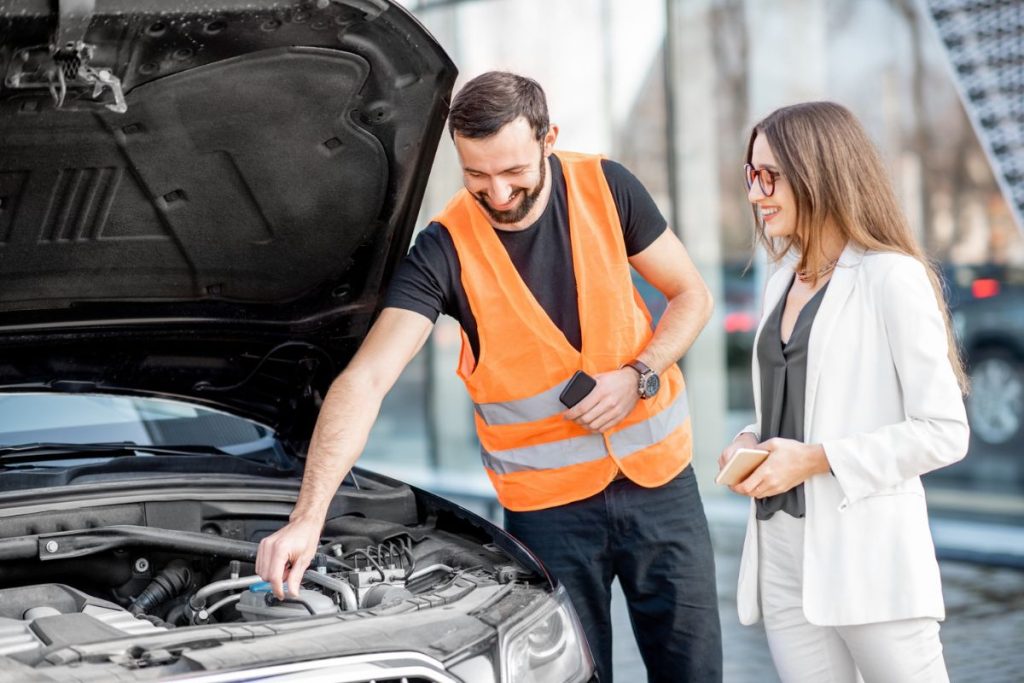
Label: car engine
xmin=0 ymin=490 xmax=532 ymax=670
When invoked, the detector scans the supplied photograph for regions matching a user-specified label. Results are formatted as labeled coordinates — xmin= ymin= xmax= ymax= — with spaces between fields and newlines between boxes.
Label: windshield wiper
xmin=0 ymin=442 xmax=233 ymax=464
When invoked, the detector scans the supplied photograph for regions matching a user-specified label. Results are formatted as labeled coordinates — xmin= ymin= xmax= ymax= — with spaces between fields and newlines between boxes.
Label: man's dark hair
xmin=448 ymin=71 xmax=549 ymax=141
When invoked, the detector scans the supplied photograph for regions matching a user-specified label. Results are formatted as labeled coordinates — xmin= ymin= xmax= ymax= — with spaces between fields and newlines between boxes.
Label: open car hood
xmin=0 ymin=0 xmax=457 ymax=445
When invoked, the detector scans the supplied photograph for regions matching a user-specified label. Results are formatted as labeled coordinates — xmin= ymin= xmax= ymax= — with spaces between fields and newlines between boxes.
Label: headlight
xmin=501 ymin=586 xmax=594 ymax=683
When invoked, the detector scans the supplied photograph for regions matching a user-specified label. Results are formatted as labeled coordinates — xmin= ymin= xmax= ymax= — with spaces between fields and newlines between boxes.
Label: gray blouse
xmin=755 ymin=276 xmax=830 ymax=520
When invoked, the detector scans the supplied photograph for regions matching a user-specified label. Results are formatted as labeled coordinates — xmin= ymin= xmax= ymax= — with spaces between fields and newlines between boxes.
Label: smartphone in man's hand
xmin=559 ymin=370 xmax=597 ymax=408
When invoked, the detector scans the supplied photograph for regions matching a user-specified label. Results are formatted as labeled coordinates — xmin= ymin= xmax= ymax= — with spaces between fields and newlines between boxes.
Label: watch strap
xmin=624 ymin=359 xmax=652 ymax=377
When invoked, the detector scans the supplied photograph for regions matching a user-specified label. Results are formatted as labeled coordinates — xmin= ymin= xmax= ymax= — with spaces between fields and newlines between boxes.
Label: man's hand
xmin=253 ymin=308 xmax=433 ymax=600
xmin=255 ymin=516 xmax=323 ymax=600
xmin=563 ymin=367 xmax=639 ymax=433
xmin=731 ymin=437 xmax=830 ymax=498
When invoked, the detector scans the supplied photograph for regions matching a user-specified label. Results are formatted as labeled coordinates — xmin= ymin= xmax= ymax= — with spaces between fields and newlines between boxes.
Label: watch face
xmin=641 ymin=373 xmax=660 ymax=399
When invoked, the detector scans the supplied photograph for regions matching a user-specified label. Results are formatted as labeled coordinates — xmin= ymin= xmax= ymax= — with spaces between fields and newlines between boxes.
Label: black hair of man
xmin=447 ymin=71 xmax=550 ymax=142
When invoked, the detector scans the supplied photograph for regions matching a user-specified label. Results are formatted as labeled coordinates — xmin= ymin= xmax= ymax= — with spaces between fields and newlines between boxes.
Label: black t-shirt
xmin=384 ymin=155 xmax=667 ymax=359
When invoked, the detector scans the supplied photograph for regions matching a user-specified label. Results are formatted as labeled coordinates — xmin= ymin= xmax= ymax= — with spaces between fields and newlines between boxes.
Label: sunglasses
xmin=744 ymin=163 xmax=783 ymax=197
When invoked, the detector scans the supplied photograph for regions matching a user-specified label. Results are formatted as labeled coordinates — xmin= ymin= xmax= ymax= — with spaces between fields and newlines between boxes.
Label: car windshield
xmin=0 ymin=393 xmax=284 ymax=466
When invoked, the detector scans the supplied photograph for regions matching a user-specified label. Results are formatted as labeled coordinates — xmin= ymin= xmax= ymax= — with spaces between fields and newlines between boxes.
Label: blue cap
xmin=249 ymin=581 xmax=288 ymax=593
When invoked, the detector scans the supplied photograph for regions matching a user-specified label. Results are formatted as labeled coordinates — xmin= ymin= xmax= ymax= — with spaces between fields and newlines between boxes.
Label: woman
xmin=720 ymin=101 xmax=969 ymax=683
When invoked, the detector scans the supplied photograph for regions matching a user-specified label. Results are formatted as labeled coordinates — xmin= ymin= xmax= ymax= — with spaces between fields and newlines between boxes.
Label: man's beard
xmin=474 ymin=155 xmax=547 ymax=226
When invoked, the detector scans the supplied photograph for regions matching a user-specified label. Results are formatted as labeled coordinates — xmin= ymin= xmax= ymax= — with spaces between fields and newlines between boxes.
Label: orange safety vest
xmin=434 ymin=151 xmax=693 ymax=511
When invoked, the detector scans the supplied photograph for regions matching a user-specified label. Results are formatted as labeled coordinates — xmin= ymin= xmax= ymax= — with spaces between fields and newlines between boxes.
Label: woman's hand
xmin=732 ymin=438 xmax=831 ymax=498
xmin=718 ymin=432 xmax=760 ymax=472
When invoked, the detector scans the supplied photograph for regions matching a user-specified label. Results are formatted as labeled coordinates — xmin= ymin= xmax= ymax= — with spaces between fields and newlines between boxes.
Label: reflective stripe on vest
xmin=479 ymin=390 xmax=690 ymax=474
xmin=475 ymin=376 xmax=572 ymax=426
xmin=477 ymin=389 xmax=688 ymax=475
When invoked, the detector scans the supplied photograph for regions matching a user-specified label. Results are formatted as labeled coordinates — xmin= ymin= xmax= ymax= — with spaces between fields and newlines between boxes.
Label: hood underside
xmin=0 ymin=0 xmax=457 ymax=442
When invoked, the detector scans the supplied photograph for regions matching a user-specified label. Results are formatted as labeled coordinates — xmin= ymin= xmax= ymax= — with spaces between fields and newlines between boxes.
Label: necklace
xmin=796 ymin=258 xmax=838 ymax=283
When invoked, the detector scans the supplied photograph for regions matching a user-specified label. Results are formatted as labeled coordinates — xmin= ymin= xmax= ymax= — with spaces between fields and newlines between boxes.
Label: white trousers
xmin=757 ymin=512 xmax=949 ymax=683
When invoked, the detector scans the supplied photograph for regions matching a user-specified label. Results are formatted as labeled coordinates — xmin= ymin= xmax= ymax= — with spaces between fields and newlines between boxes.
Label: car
xmin=0 ymin=2 xmax=596 ymax=682
xmin=924 ymin=261 xmax=1024 ymax=495
xmin=944 ymin=263 xmax=1024 ymax=454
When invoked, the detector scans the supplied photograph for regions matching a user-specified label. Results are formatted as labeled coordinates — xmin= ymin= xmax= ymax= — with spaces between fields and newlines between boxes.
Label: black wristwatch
xmin=624 ymin=359 xmax=660 ymax=399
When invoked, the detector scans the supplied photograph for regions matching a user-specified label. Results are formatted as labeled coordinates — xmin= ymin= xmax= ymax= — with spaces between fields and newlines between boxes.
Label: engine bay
xmin=0 ymin=477 xmax=538 ymax=669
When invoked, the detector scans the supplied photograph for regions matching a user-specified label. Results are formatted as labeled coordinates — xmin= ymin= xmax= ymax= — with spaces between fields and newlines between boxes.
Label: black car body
xmin=0 ymin=2 xmax=595 ymax=681
xmin=922 ymin=262 xmax=1024 ymax=494
xmin=946 ymin=263 xmax=1024 ymax=455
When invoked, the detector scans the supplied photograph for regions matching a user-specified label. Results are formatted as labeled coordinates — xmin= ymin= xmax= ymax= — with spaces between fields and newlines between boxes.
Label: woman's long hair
xmin=746 ymin=101 xmax=968 ymax=392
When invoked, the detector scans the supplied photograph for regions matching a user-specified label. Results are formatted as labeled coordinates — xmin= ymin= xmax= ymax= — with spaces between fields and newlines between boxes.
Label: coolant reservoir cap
xmin=248 ymin=581 xmax=288 ymax=593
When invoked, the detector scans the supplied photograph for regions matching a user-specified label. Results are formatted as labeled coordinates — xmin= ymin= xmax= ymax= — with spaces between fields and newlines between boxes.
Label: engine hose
xmin=191 ymin=593 xmax=243 ymax=625
xmin=302 ymin=569 xmax=358 ymax=611
xmin=188 ymin=575 xmax=265 ymax=611
xmin=165 ymin=603 xmax=187 ymax=627
xmin=130 ymin=561 xmax=192 ymax=616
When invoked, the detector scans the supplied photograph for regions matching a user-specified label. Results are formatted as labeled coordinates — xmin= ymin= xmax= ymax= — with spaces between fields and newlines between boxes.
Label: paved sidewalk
xmin=612 ymin=505 xmax=1024 ymax=682
xmin=363 ymin=460 xmax=1024 ymax=681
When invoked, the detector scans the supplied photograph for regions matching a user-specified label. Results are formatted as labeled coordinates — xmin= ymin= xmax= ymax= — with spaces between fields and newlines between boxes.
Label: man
xmin=256 ymin=71 xmax=722 ymax=682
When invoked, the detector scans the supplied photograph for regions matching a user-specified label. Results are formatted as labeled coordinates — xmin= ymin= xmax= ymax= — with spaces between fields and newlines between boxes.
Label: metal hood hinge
xmin=4 ymin=0 xmax=126 ymax=113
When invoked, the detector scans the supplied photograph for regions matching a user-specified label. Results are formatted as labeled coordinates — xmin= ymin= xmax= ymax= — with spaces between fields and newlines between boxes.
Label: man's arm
xmin=255 ymin=307 xmax=434 ymax=598
xmin=564 ymin=229 xmax=712 ymax=432
xmin=626 ymin=228 xmax=713 ymax=372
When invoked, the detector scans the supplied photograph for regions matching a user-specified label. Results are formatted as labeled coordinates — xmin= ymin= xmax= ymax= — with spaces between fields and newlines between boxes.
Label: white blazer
xmin=736 ymin=243 xmax=969 ymax=626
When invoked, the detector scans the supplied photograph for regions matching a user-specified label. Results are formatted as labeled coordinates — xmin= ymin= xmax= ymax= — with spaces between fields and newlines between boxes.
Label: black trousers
xmin=505 ymin=465 xmax=723 ymax=683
